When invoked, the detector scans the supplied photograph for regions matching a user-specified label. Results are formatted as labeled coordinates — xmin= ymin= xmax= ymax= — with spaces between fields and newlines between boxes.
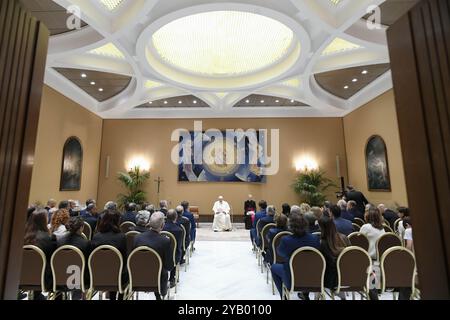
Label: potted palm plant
xmin=292 ymin=168 xmax=336 ymax=207
xmin=117 ymin=166 xmax=150 ymax=208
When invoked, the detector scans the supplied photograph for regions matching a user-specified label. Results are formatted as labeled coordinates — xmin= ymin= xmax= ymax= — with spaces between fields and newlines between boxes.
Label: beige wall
xmin=343 ymin=90 xmax=408 ymax=207
xmin=97 ymin=118 xmax=348 ymax=216
xmin=29 ymin=86 xmax=103 ymax=205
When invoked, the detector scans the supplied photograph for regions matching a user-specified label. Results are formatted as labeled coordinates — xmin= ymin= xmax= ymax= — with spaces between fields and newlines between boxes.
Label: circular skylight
xmin=151 ymin=11 xmax=296 ymax=77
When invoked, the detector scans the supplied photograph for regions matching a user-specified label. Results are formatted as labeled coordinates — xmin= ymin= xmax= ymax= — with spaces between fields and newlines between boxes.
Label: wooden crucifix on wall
xmin=154 ymin=176 xmax=164 ymax=204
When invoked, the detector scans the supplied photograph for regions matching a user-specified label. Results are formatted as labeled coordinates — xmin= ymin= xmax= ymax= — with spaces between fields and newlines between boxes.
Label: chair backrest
xmin=125 ymin=231 xmax=140 ymax=256
xmin=127 ymin=246 xmax=162 ymax=293
xmin=312 ymin=232 xmax=322 ymax=237
xmin=336 ymin=246 xmax=372 ymax=293
xmin=20 ymin=245 xmax=46 ymax=292
xmin=120 ymin=221 xmax=136 ymax=233
xmin=255 ymin=219 xmax=262 ymax=242
xmin=179 ymin=224 xmax=187 ymax=251
xmin=51 ymin=245 xmax=86 ymax=292
xmin=272 ymin=231 xmax=293 ymax=264
xmin=354 ymin=217 xmax=365 ymax=227
xmin=82 ymin=222 xmax=92 ymax=240
xmin=88 ymin=245 xmax=123 ymax=293
xmin=393 ymin=218 xmax=402 ymax=233
xmin=352 ymin=223 xmax=361 ymax=232
xmin=289 ymin=247 xmax=326 ymax=294
xmin=376 ymin=232 xmax=403 ymax=261
xmin=189 ymin=206 xmax=199 ymax=214
xmin=348 ymin=232 xmax=370 ymax=252
xmin=260 ymin=223 xmax=276 ymax=251
xmin=160 ymin=231 xmax=177 ymax=265
xmin=383 ymin=223 xmax=394 ymax=233
xmin=381 ymin=246 xmax=416 ymax=293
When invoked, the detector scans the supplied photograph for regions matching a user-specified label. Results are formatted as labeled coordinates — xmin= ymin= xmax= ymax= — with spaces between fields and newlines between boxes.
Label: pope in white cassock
xmin=212 ymin=196 xmax=232 ymax=232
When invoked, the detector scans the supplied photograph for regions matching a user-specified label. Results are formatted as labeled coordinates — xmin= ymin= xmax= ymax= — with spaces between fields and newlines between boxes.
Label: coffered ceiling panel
xmin=235 ymin=95 xmax=309 ymax=107
xmin=136 ymin=95 xmax=209 ymax=108
xmin=54 ymin=68 xmax=132 ymax=102
xmin=314 ymin=63 xmax=390 ymax=100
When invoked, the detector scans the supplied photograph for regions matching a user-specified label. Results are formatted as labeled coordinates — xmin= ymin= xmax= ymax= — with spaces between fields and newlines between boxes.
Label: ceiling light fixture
xmin=291 ymin=99 xmax=295 ymax=103
xmin=90 ymin=81 xmax=96 ymax=85
xmin=260 ymin=100 xmax=265 ymax=103
xmin=164 ymin=101 xmax=168 ymax=104
xmin=81 ymin=73 xmax=87 ymax=78
xmin=352 ymin=78 xmax=358 ymax=82
xmin=275 ymin=100 xmax=280 ymax=103
xmin=98 ymin=88 xmax=104 ymax=92
xmin=178 ymin=101 xmax=183 ymax=104
xmin=245 ymin=100 xmax=250 ymax=103
xmin=344 ymin=85 xmax=349 ymax=89
xmin=193 ymin=100 xmax=198 ymax=104
xmin=149 ymin=101 xmax=153 ymax=104
xmin=152 ymin=11 xmax=295 ymax=76
xmin=362 ymin=70 xmax=368 ymax=74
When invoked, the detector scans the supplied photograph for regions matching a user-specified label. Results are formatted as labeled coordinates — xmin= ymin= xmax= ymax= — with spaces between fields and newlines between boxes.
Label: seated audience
xmin=310 ymin=206 xmax=322 ymax=221
xmin=378 ymin=204 xmax=397 ymax=228
xmin=134 ymin=212 xmax=174 ymax=300
xmin=91 ymin=209 xmax=128 ymax=300
xmin=134 ymin=210 xmax=150 ymax=233
xmin=176 ymin=205 xmax=191 ymax=262
xmin=265 ymin=213 xmax=288 ymax=265
xmin=403 ymin=217 xmax=414 ymax=252
xmin=330 ymin=205 xmax=353 ymax=236
xmin=304 ymin=211 xmax=319 ymax=233
xmin=397 ymin=206 xmax=410 ymax=238
xmin=104 ymin=201 xmax=117 ymax=211
xmin=24 ymin=208 xmax=57 ymax=300
xmin=318 ymin=215 xmax=349 ymax=297
xmin=346 ymin=200 xmax=363 ymax=220
xmin=281 ymin=203 xmax=291 ymax=217
xmin=181 ymin=201 xmax=196 ymax=243
xmin=256 ymin=205 xmax=276 ymax=247
xmin=360 ymin=207 xmax=386 ymax=259
xmin=45 ymin=199 xmax=57 ymax=221
xmin=299 ymin=203 xmax=311 ymax=214
xmin=337 ymin=199 xmax=353 ymax=222
xmin=250 ymin=200 xmax=268 ymax=243
xmin=163 ymin=209 xmax=183 ymax=288
xmin=80 ymin=199 xmax=96 ymax=216
xmin=81 ymin=203 xmax=98 ymax=234
xmin=159 ymin=200 xmax=169 ymax=216
xmin=146 ymin=204 xmax=156 ymax=215
xmin=49 ymin=209 xmax=70 ymax=240
xmin=121 ymin=203 xmax=137 ymax=224
xmin=271 ymin=211 xmax=320 ymax=298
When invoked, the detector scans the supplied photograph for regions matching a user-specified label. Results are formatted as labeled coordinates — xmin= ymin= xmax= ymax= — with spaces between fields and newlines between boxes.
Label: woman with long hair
xmin=24 ymin=208 xmax=56 ymax=300
xmin=318 ymin=215 xmax=349 ymax=292
xmin=360 ymin=207 xmax=385 ymax=259
xmin=49 ymin=209 xmax=70 ymax=239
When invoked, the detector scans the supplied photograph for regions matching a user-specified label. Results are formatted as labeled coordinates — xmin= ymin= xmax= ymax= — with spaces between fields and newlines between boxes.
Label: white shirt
xmin=212 ymin=200 xmax=230 ymax=214
xmin=360 ymin=223 xmax=386 ymax=259
xmin=404 ymin=228 xmax=413 ymax=241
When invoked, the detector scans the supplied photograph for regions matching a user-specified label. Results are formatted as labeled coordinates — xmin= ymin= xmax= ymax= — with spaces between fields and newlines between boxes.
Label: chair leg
xmin=272 ymin=277 xmax=275 ymax=295
xmin=266 ymin=264 xmax=269 ymax=284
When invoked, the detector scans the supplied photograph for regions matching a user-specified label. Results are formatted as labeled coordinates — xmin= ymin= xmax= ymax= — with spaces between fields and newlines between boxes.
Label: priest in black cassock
xmin=244 ymin=194 xmax=256 ymax=230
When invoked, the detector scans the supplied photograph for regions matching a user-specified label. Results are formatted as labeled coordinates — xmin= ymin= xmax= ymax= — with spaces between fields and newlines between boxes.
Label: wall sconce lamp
xmin=295 ymin=156 xmax=319 ymax=172
xmin=127 ymin=156 xmax=151 ymax=172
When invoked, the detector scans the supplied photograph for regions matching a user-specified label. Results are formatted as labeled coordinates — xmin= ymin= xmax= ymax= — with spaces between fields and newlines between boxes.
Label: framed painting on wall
xmin=365 ymin=135 xmax=391 ymax=191
xmin=60 ymin=137 xmax=83 ymax=191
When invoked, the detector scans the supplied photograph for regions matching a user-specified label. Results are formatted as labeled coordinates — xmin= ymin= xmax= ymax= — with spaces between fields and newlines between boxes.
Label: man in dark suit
xmin=345 ymin=185 xmax=369 ymax=215
xmin=81 ymin=203 xmax=98 ymax=233
xmin=120 ymin=202 xmax=137 ymax=224
xmin=378 ymin=204 xmax=397 ymax=228
xmin=159 ymin=200 xmax=169 ymax=216
xmin=80 ymin=199 xmax=95 ymax=216
xmin=134 ymin=212 xmax=174 ymax=300
xmin=181 ymin=201 xmax=196 ymax=244
xmin=330 ymin=205 xmax=353 ymax=236
xmin=256 ymin=205 xmax=275 ymax=247
xmin=163 ymin=209 xmax=183 ymax=288
xmin=176 ymin=205 xmax=191 ymax=263
xmin=347 ymin=200 xmax=364 ymax=220
xmin=244 ymin=194 xmax=256 ymax=230
xmin=250 ymin=200 xmax=268 ymax=244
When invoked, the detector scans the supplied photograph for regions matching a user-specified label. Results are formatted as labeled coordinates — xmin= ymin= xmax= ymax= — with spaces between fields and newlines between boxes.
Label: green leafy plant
xmin=292 ymin=168 xmax=336 ymax=206
xmin=117 ymin=167 xmax=150 ymax=208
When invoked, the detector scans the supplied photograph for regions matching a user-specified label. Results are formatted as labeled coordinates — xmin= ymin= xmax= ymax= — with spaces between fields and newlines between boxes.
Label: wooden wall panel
xmin=0 ymin=0 xmax=49 ymax=299
xmin=387 ymin=0 xmax=450 ymax=299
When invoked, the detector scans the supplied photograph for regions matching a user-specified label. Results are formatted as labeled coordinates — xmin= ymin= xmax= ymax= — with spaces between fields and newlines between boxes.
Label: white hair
xmin=149 ymin=211 xmax=165 ymax=231
xmin=337 ymin=199 xmax=347 ymax=209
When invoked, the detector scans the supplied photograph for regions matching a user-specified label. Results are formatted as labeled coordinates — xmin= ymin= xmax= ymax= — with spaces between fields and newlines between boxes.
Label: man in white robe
xmin=212 ymin=196 xmax=232 ymax=232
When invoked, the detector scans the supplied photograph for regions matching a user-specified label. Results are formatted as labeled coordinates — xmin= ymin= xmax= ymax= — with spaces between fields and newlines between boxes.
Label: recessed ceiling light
xmin=352 ymin=78 xmax=358 ymax=82
xmin=260 ymin=100 xmax=265 ymax=103
xmin=164 ymin=101 xmax=168 ymax=104
xmin=81 ymin=73 xmax=87 ymax=78
xmin=291 ymin=99 xmax=295 ymax=103
xmin=178 ymin=100 xmax=183 ymax=104
xmin=344 ymin=85 xmax=349 ymax=89
xmin=98 ymin=88 xmax=104 ymax=92
xmin=149 ymin=101 xmax=153 ymax=104
xmin=362 ymin=70 xmax=368 ymax=75
xmin=193 ymin=100 xmax=198 ymax=104
xmin=245 ymin=100 xmax=250 ymax=103
xmin=90 ymin=81 xmax=96 ymax=85
xmin=275 ymin=100 xmax=280 ymax=103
